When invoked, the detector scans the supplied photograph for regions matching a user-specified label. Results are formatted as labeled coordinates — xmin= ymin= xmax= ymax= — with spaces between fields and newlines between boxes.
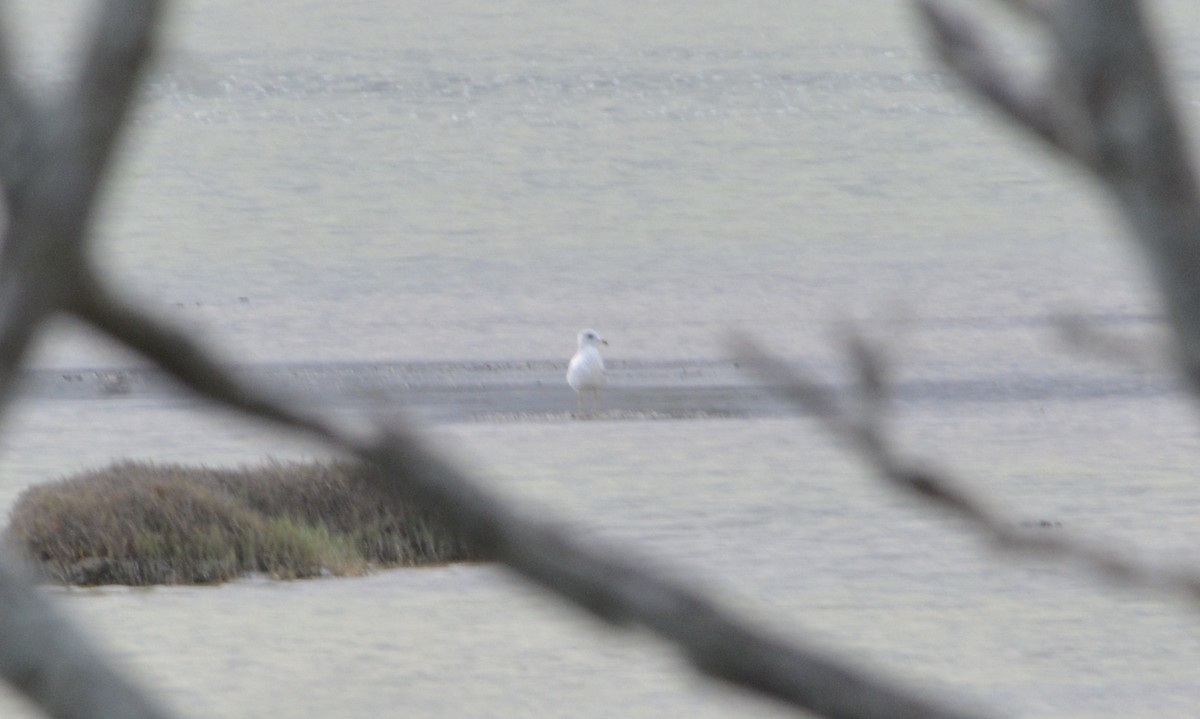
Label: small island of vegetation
xmin=3 ymin=459 xmax=476 ymax=585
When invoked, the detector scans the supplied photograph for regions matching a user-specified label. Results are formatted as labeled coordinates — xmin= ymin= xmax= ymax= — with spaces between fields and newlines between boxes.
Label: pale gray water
xmin=2 ymin=1 xmax=1200 ymax=718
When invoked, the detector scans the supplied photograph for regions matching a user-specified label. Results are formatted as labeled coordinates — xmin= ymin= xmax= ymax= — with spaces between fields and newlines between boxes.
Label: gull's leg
xmin=592 ymin=388 xmax=601 ymax=414
xmin=576 ymin=391 xmax=583 ymax=416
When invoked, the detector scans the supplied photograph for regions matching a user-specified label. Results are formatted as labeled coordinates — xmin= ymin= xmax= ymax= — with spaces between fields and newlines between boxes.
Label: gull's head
xmin=577 ymin=329 xmax=607 ymax=348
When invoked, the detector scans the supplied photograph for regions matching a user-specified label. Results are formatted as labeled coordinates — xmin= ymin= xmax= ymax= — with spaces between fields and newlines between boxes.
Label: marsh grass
xmin=3 ymin=459 xmax=475 ymax=585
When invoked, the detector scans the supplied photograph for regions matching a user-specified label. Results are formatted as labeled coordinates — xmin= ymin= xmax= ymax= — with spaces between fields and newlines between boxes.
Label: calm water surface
xmin=3 ymin=1 xmax=1200 ymax=717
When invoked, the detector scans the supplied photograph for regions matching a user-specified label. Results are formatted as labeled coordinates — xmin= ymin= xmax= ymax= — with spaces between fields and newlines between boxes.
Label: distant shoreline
xmin=11 ymin=360 xmax=1177 ymax=423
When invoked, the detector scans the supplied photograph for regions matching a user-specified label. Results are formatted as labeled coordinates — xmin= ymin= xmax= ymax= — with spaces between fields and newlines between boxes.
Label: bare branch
xmin=919 ymin=2 xmax=1062 ymax=149
xmin=0 ymin=0 xmax=163 ymax=392
xmin=732 ymin=331 xmax=1200 ymax=604
xmin=0 ymin=552 xmax=173 ymax=719
xmin=731 ymin=330 xmax=993 ymax=525
xmin=359 ymin=428 xmax=983 ymax=719
xmin=920 ymin=0 xmax=1200 ymax=397
xmin=0 ymin=10 xmax=37 ymax=191
xmin=0 ymin=4 xmax=179 ymax=719
xmin=76 ymin=283 xmax=989 ymax=719
xmin=75 ymin=278 xmax=365 ymax=443
xmin=65 ymin=0 xmax=161 ymax=203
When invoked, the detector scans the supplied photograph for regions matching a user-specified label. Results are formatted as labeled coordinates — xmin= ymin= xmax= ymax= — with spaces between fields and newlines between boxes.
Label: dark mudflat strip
xmin=15 ymin=360 xmax=1178 ymax=422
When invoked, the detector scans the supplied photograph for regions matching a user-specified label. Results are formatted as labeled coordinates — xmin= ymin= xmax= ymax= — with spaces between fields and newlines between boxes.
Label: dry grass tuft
xmin=3 ymin=459 xmax=475 ymax=585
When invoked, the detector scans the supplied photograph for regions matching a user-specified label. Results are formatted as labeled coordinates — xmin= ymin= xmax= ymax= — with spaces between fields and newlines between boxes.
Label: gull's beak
xmin=602 ymin=339 xmax=609 ymax=345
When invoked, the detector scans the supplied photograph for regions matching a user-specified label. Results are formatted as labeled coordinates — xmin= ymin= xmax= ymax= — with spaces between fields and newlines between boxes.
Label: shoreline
xmin=11 ymin=360 xmax=1178 ymax=423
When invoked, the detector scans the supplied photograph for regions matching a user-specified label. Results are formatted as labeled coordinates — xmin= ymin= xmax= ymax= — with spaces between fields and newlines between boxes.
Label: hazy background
xmin=1 ymin=1 xmax=1199 ymax=717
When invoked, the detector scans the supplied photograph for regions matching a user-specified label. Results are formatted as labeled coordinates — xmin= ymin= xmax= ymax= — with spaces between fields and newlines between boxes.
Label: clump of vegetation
xmin=3 ymin=459 xmax=476 ymax=585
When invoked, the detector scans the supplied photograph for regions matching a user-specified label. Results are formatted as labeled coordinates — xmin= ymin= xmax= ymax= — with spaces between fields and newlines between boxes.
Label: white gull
xmin=567 ymin=329 xmax=607 ymax=415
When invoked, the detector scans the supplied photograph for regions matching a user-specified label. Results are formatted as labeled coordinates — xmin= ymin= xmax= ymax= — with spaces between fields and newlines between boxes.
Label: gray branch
xmin=0 ymin=2 xmax=177 ymax=718
xmin=77 ymin=252 xmax=987 ymax=719
xmin=733 ymin=330 xmax=1200 ymax=603
xmin=912 ymin=0 xmax=1200 ymax=594
xmin=0 ymin=552 xmax=174 ymax=719
xmin=920 ymin=0 xmax=1200 ymax=394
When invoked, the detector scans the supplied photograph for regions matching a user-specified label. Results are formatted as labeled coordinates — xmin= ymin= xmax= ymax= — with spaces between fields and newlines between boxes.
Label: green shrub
xmin=3 ymin=459 xmax=475 ymax=585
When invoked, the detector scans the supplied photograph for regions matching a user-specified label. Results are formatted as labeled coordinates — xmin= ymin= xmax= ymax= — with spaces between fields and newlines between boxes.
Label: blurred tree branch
xmin=0 ymin=2 xmax=173 ymax=718
xmin=920 ymin=0 xmax=1200 ymax=392
xmin=732 ymin=329 xmax=1200 ymax=601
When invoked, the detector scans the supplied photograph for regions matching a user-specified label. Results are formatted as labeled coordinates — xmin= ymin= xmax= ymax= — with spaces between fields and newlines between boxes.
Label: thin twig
xmin=920 ymin=2 xmax=1063 ymax=150
xmin=732 ymin=330 xmax=1200 ymax=603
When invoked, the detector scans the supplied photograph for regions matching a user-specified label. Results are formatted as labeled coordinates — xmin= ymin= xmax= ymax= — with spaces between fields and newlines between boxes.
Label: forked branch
xmin=732 ymin=330 xmax=1200 ymax=603
xmin=920 ymin=0 xmax=1200 ymax=393
xmin=0 ymin=3 xmax=174 ymax=719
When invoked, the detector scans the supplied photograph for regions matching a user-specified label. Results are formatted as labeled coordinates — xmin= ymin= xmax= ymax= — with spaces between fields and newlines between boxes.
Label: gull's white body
xmin=567 ymin=329 xmax=607 ymax=415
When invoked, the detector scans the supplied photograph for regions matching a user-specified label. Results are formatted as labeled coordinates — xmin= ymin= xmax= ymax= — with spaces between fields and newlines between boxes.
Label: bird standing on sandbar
xmin=567 ymin=329 xmax=607 ymax=416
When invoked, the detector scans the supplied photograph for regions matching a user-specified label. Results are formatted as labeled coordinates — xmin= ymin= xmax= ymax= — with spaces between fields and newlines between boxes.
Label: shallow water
xmin=2 ymin=1 xmax=1200 ymax=718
